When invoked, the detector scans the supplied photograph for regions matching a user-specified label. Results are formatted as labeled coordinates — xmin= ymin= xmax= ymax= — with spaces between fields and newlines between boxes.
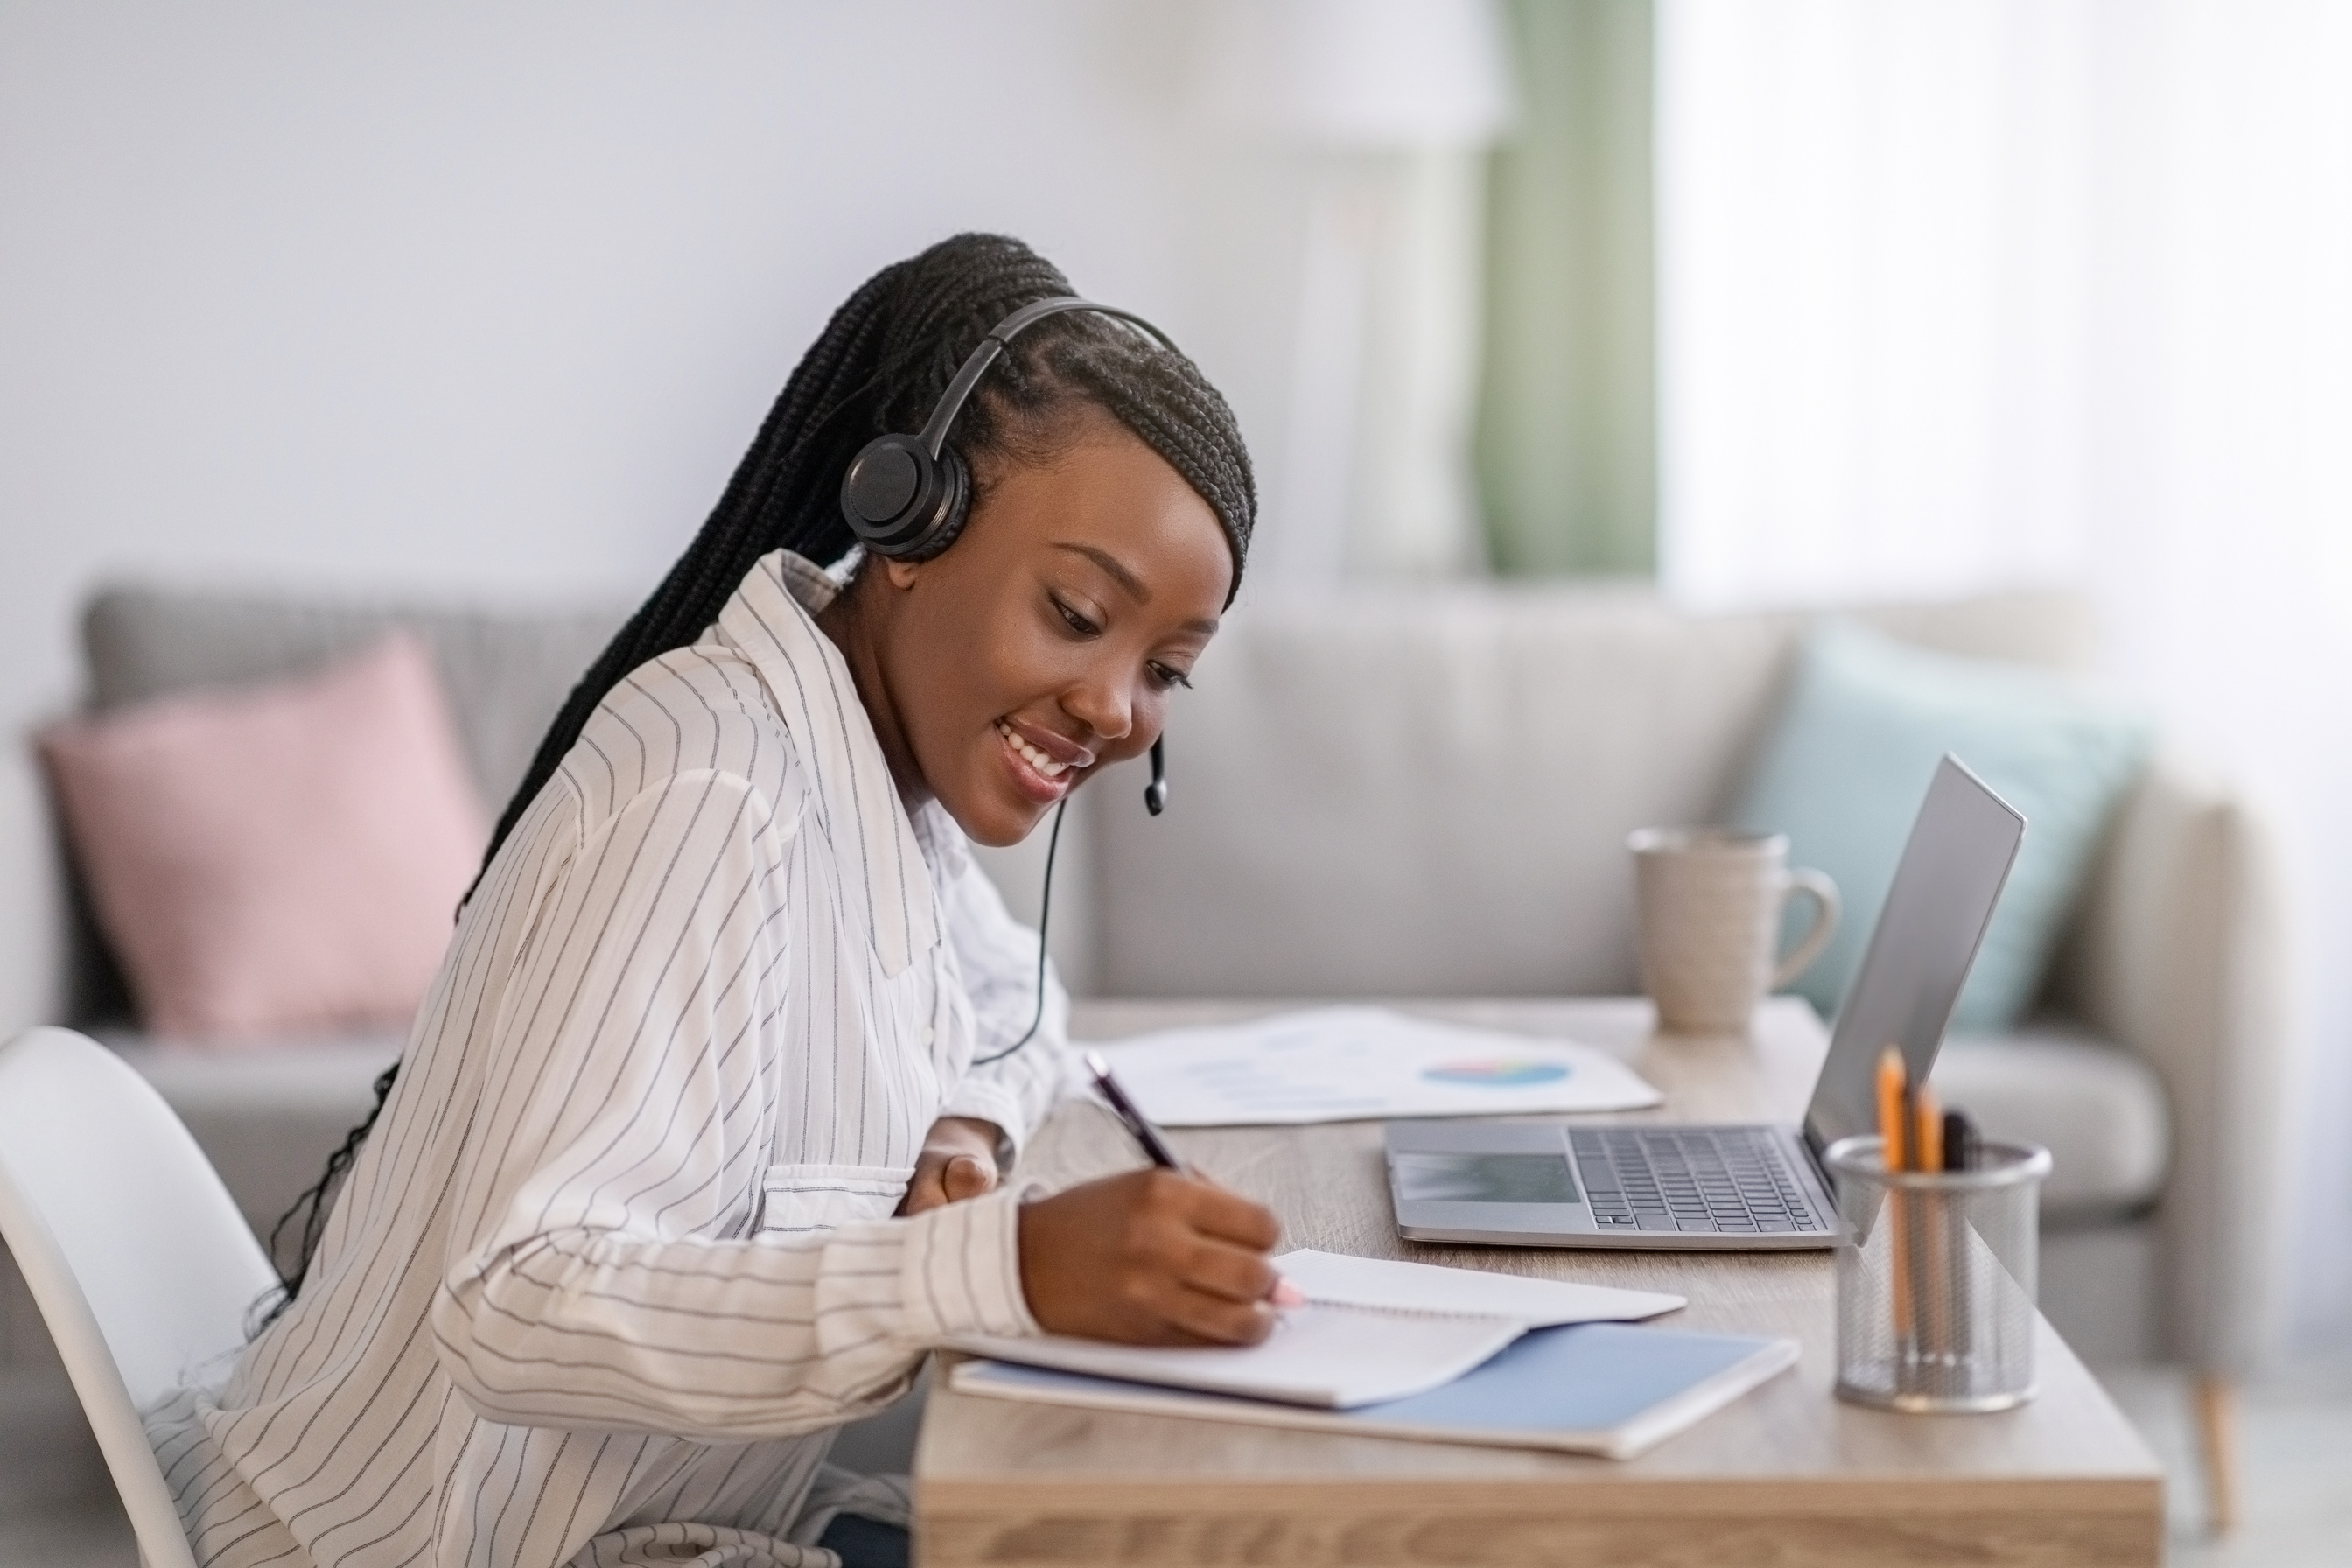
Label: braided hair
xmin=257 ymin=234 xmax=1256 ymax=1323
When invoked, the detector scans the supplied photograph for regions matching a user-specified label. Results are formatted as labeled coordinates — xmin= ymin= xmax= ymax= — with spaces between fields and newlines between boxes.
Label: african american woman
xmin=144 ymin=234 xmax=1280 ymax=1568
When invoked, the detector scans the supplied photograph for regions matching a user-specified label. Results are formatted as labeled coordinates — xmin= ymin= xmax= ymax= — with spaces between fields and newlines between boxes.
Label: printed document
xmin=1086 ymin=1006 xmax=1662 ymax=1126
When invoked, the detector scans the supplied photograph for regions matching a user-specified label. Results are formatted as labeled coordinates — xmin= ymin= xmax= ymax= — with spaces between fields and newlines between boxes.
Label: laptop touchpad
xmin=1392 ymin=1152 xmax=1580 ymax=1206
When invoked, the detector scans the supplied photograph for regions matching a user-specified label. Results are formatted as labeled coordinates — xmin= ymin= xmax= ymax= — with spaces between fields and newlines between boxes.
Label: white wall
xmin=0 ymin=0 xmax=1322 ymax=1027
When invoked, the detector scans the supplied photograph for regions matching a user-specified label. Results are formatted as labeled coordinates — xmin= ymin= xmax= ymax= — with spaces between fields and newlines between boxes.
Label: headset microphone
xmin=1144 ymin=737 xmax=1168 ymax=816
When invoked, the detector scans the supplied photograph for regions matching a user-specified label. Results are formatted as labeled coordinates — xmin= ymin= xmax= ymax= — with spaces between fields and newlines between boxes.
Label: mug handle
xmin=1772 ymin=868 xmax=1842 ymax=988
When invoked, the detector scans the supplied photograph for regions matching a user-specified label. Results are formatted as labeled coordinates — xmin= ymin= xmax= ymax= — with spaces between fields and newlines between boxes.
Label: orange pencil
xmin=1914 ymin=1085 xmax=1946 ymax=1362
xmin=1875 ymin=1046 xmax=1913 ymax=1355
xmin=1914 ymin=1086 xmax=1943 ymax=1172
xmin=1875 ymin=1046 xmax=1908 ymax=1172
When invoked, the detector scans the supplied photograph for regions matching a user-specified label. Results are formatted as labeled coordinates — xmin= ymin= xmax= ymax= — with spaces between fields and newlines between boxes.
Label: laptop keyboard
xmin=1569 ymin=1128 xmax=1828 ymax=1234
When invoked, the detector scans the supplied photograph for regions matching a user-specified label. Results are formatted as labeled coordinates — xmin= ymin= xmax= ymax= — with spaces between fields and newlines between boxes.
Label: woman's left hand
xmin=899 ymin=1116 xmax=1004 ymax=1214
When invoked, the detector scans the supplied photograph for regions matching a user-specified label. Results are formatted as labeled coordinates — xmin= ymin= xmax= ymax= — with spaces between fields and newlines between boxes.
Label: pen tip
xmin=1084 ymin=1050 xmax=1110 ymax=1077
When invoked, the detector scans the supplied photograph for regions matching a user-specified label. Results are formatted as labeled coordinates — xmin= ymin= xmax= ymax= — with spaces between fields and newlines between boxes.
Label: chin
xmin=936 ymin=783 xmax=1051 ymax=850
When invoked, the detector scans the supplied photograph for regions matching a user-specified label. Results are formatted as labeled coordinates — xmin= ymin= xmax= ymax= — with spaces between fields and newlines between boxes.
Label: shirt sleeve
xmin=934 ymin=848 xmax=1073 ymax=1158
xmin=430 ymin=770 xmax=1037 ymax=1443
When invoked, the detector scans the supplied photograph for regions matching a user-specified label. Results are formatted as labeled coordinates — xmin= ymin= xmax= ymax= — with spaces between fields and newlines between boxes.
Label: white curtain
xmin=1658 ymin=0 xmax=2352 ymax=1354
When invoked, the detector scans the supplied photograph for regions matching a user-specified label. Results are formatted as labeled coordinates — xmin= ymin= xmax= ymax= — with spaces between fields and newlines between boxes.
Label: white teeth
xmin=999 ymin=722 xmax=1069 ymax=782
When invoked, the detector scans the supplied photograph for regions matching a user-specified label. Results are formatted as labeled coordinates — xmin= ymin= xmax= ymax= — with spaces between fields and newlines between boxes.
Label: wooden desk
xmin=917 ymin=998 xmax=2163 ymax=1568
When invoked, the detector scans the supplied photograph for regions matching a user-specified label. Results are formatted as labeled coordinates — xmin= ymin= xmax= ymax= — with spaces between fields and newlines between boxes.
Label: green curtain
xmin=1476 ymin=0 xmax=1656 ymax=577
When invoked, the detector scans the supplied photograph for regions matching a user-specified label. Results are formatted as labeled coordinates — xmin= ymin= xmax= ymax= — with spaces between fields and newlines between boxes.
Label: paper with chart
xmin=1088 ymin=1006 xmax=1662 ymax=1126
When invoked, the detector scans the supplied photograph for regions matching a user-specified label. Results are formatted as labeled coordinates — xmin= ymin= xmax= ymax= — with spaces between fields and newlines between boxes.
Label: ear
xmin=879 ymin=556 xmax=923 ymax=592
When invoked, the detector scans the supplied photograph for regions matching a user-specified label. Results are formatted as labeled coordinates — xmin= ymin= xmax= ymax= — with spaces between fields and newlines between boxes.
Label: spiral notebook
xmin=947 ymin=1250 xmax=1793 ymax=1456
xmin=946 ymin=1250 xmax=1685 ymax=1407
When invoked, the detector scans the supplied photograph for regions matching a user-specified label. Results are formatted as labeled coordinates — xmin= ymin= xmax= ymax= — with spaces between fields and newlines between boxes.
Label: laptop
xmin=1385 ymin=755 xmax=2026 ymax=1250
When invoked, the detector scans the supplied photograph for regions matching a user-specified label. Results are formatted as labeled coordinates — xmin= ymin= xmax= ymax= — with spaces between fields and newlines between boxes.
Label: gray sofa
xmin=1 ymin=581 xmax=2291 ymax=1480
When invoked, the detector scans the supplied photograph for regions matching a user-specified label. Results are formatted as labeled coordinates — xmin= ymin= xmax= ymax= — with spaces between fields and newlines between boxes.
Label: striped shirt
xmin=147 ymin=550 xmax=1068 ymax=1568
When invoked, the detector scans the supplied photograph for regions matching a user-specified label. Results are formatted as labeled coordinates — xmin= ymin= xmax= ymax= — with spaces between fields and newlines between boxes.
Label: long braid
xmin=258 ymin=234 xmax=1255 ymax=1324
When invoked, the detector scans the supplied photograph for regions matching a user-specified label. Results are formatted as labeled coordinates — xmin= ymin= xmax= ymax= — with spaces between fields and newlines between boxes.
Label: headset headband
xmin=840 ymin=298 xmax=1179 ymax=561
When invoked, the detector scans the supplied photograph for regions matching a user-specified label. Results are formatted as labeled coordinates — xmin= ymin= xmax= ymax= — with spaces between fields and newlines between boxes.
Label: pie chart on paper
xmin=1422 ymin=1059 xmax=1573 ymax=1088
xmin=1090 ymin=1006 xmax=1664 ymax=1125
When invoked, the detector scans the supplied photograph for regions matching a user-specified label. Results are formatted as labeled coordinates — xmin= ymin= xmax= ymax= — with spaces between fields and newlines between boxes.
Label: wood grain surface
xmin=916 ymin=998 xmax=2163 ymax=1567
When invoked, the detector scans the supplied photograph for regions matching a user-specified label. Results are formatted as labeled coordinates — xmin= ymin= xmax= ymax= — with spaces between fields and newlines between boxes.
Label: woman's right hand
xmin=1016 ymin=1168 xmax=1287 ymax=1346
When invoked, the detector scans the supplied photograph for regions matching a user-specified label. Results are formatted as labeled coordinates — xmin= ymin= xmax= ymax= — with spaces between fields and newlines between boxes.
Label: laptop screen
xmin=1802 ymin=756 xmax=2027 ymax=1157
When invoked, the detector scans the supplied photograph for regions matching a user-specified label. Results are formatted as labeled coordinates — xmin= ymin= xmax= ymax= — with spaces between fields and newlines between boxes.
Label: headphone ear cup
xmin=908 ymin=447 xmax=973 ymax=559
xmin=842 ymin=433 xmax=958 ymax=557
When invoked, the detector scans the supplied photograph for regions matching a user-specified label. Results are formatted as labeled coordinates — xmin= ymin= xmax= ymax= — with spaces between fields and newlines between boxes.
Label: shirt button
xmin=920 ymin=1026 xmax=935 ymax=1045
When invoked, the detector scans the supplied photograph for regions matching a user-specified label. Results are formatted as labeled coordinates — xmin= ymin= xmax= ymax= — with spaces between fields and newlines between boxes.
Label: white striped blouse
xmin=146 ymin=550 xmax=1069 ymax=1568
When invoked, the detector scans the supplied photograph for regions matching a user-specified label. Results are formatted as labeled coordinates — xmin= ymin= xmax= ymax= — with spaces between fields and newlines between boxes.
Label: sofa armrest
xmin=2054 ymin=753 xmax=2292 ymax=1371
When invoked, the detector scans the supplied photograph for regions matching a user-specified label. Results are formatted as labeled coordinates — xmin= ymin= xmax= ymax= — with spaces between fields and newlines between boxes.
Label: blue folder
xmin=952 ymin=1321 xmax=1799 ymax=1460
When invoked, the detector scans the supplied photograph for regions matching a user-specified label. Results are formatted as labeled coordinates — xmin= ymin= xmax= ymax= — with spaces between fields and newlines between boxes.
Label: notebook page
xmin=1276 ymin=1250 xmax=1684 ymax=1326
xmin=947 ymin=1303 xmax=1524 ymax=1409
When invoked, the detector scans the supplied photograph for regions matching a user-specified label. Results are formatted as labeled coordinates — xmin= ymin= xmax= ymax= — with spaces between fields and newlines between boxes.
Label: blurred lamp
xmin=1242 ymin=0 xmax=1516 ymax=148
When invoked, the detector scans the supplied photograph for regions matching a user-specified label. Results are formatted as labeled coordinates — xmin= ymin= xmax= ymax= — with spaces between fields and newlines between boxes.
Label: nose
xmin=1061 ymin=666 xmax=1134 ymax=747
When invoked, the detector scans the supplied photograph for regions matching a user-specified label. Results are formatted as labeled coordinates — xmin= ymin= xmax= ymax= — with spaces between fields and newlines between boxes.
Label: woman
xmin=147 ymin=234 xmax=1283 ymax=1568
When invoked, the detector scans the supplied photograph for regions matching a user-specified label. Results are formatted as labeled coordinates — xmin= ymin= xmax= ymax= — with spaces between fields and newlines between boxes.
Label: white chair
xmin=0 ymin=1027 xmax=278 ymax=1568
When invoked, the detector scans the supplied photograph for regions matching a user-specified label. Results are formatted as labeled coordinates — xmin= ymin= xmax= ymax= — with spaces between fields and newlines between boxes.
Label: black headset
xmin=840 ymin=295 xmax=1180 ymax=562
xmin=839 ymin=294 xmax=1175 ymax=820
xmin=847 ymin=298 xmax=1182 ymax=1064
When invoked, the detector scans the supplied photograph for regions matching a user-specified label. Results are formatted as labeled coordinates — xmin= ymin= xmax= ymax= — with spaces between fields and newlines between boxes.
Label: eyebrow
xmin=1052 ymin=543 xmax=1223 ymax=635
xmin=1054 ymin=542 xmax=1149 ymax=601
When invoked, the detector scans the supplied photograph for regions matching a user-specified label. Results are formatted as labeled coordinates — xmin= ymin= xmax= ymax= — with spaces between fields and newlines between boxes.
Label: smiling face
xmin=819 ymin=411 xmax=1233 ymax=848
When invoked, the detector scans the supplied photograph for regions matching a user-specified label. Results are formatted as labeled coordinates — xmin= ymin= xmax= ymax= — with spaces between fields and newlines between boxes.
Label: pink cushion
xmin=39 ymin=633 xmax=490 ymax=1044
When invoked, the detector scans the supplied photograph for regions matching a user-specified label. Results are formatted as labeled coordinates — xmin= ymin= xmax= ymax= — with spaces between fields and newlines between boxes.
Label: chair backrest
xmin=0 ymin=1027 xmax=278 ymax=1568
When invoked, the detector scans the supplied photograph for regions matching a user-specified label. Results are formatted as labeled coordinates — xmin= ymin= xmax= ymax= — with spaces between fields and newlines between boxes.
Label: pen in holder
xmin=1824 ymin=1134 xmax=2049 ymax=1413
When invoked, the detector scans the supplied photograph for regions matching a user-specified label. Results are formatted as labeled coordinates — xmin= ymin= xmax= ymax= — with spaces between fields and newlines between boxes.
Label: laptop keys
xmin=1572 ymin=1128 xmax=1824 ymax=1234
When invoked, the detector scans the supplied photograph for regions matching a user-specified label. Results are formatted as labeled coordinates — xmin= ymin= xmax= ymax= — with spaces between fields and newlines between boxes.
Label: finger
xmin=1171 ymin=1236 xmax=1279 ymax=1306
xmin=1180 ymin=1185 xmax=1282 ymax=1251
xmin=943 ymin=1153 xmax=997 ymax=1201
xmin=1154 ymin=1286 xmax=1279 ymax=1348
xmin=897 ymin=1156 xmax=950 ymax=1215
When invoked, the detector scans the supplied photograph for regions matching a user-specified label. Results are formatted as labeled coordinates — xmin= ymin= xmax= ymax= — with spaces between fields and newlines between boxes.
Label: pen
xmin=1941 ymin=1105 xmax=1979 ymax=1363
xmin=1084 ymin=1051 xmax=1306 ymax=1310
xmin=1085 ymin=1050 xmax=1186 ymax=1171
xmin=1942 ymin=1108 xmax=1978 ymax=1172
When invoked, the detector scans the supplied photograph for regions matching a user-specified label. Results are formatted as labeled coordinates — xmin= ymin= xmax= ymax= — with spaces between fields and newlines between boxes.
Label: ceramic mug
xmin=1629 ymin=828 xmax=1840 ymax=1036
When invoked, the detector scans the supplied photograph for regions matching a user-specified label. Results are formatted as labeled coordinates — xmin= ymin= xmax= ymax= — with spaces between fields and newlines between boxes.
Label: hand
xmin=1017 ymin=1168 xmax=1291 ymax=1346
xmin=898 ymin=1116 xmax=1002 ymax=1215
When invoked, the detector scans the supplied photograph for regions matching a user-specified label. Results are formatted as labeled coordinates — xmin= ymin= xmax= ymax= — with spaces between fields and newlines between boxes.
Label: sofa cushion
xmin=39 ymin=634 xmax=487 ymax=1041
xmin=1732 ymin=620 xmax=2152 ymax=1031
xmin=63 ymin=586 xmax=626 ymax=1025
xmin=1089 ymin=589 xmax=2099 ymax=998
xmin=1929 ymin=1028 xmax=2170 ymax=1223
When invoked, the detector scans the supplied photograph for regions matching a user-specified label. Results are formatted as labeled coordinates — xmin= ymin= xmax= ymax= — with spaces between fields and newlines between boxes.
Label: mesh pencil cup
xmin=1824 ymin=1135 xmax=2051 ymax=1414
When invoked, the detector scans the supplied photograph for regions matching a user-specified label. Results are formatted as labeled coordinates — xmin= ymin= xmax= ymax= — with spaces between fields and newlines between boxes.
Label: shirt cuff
xmin=896 ymin=1185 xmax=1040 ymax=1344
xmin=937 ymin=1078 xmax=1032 ymax=1159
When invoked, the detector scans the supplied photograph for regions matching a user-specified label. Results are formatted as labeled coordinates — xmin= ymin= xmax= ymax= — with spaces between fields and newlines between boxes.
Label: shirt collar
xmin=716 ymin=550 xmax=941 ymax=976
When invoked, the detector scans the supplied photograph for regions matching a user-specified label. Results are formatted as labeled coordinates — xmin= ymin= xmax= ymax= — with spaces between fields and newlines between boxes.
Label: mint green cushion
xmin=1732 ymin=620 xmax=2152 ymax=1032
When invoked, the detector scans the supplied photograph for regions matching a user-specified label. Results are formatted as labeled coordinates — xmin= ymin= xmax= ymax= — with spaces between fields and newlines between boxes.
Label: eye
xmin=1052 ymin=596 xmax=1100 ymax=638
xmin=1145 ymin=662 xmax=1194 ymax=692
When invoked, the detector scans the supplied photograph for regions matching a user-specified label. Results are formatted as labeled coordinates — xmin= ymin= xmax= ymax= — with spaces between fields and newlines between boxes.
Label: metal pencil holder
xmin=1824 ymin=1134 xmax=2050 ymax=1414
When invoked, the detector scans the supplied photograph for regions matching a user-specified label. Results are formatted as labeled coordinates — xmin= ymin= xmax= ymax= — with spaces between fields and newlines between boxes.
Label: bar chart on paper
xmin=1087 ymin=1007 xmax=1662 ymax=1126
